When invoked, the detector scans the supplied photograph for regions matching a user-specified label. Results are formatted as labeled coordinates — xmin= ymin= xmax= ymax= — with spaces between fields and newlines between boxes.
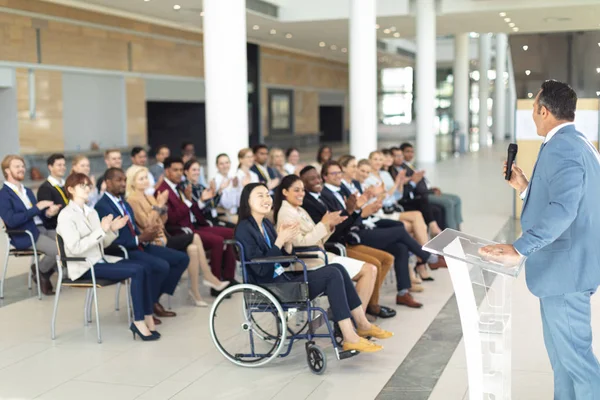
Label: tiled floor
xmin=0 ymin=143 xmax=527 ymax=400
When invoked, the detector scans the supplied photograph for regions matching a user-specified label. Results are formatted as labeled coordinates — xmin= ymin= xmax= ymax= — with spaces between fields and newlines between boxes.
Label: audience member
xmin=365 ymin=151 xmax=405 ymax=209
xmin=381 ymin=149 xmax=394 ymax=171
xmin=284 ymin=147 xmax=304 ymax=175
xmin=400 ymin=143 xmax=463 ymax=231
xmin=96 ymin=149 xmax=123 ymax=192
xmin=211 ymin=153 xmax=241 ymax=224
xmin=268 ymin=148 xmax=287 ymax=180
xmin=251 ymin=144 xmax=280 ymax=190
xmin=57 ymin=173 xmax=159 ymax=340
xmin=125 ymin=166 xmax=229 ymax=307
xmin=182 ymin=159 xmax=222 ymax=225
xmin=37 ymin=153 xmax=68 ymax=231
xmin=149 ymin=144 xmax=170 ymax=182
xmin=234 ymin=182 xmax=392 ymax=353
xmin=128 ymin=147 xmax=156 ymax=196
xmin=0 ymin=155 xmax=60 ymax=295
xmin=273 ymin=175 xmax=378 ymax=311
xmin=95 ymin=168 xmax=189 ymax=321
xmin=313 ymin=145 xmax=333 ymax=173
xmin=237 ymin=148 xmax=260 ymax=187
xmin=156 ymin=157 xmax=237 ymax=297
xmin=181 ymin=142 xmax=196 ymax=164
xmin=71 ymin=155 xmax=101 ymax=206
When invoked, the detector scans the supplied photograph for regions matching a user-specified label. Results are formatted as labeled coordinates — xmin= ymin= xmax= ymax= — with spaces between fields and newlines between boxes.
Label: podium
xmin=423 ymin=229 xmax=525 ymax=400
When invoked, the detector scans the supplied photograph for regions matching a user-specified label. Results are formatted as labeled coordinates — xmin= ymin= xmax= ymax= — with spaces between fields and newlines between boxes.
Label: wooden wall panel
xmin=0 ymin=13 xmax=38 ymax=63
xmin=126 ymin=77 xmax=147 ymax=146
xmin=294 ymin=91 xmax=319 ymax=135
xmin=40 ymin=21 xmax=129 ymax=70
xmin=131 ymin=39 xmax=203 ymax=77
xmin=308 ymin=64 xmax=348 ymax=91
xmin=261 ymin=86 xmax=269 ymax=138
xmin=16 ymin=69 xmax=64 ymax=154
xmin=261 ymin=56 xmax=310 ymax=87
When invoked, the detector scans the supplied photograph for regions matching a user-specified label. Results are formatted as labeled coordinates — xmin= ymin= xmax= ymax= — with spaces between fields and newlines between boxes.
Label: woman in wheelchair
xmin=56 ymin=173 xmax=160 ymax=341
xmin=234 ymin=183 xmax=393 ymax=353
xmin=273 ymin=174 xmax=378 ymax=310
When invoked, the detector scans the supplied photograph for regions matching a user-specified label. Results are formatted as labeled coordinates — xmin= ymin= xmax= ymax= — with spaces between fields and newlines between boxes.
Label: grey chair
xmin=0 ymin=218 xmax=43 ymax=300
xmin=52 ymin=235 xmax=132 ymax=343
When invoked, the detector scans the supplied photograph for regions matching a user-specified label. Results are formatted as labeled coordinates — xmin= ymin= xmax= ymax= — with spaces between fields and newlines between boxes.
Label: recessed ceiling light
xmin=269 ymin=29 xmax=276 ymax=35
xmin=509 ymin=22 xmax=515 ymax=27
xmin=523 ymin=45 xmax=528 ymax=51
xmin=253 ymin=25 xmax=260 ymax=30
xmin=513 ymin=27 xmax=519 ymax=32
xmin=393 ymin=32 xmax=400 ymax=38
xmin=528 ymin=92 xmax=533 ymax=98
xmin=598 ymin=42 xmax=600 ymax=47
xmin=390 ymin=26 xmax=396 ymax=32
xmin=319 ymin=41 xmax=326 ymax=47
xmin=525 ymin=70 xmax=531 ymax=75
xmin=383 ymin=29 xmax=391 ymax=34
xmin=375 ymin=24 xmax=380 ymax=29
xmin=499 ymin=12 xmax=506 ymax=17
xmin=200 ymin=11 xmax=204 ymax=16
xmin=597 ymin=91 xmax=600 ymax=96
xmin=504 ymin=18 xmax=511 ymax=22
xmin=596 ymin=67 xmax=600 ymax=74
xmin=330 ymin=45 xmax=337 ymax=50
xmin=173 ymin=4 xmax=181 ymax=10
xmin=285 ymin=33 xmax=292 ymax=39
xmin=144 ymin=0 xmax=150 ymax=2
xmin=341 ymin=48 xmax=347 ymax=53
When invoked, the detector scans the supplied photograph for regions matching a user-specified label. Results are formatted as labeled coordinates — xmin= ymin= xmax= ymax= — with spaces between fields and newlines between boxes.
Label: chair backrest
xmin=0 ymin=218 xmax=11 ymax=253
xmin=55 ymin=234 xmax=68 ymax=269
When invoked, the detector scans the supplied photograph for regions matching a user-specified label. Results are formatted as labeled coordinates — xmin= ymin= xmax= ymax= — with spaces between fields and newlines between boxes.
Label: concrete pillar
xmin=478 ymin=33 xmax=491 ymax=148
xmin=494 ymin=33 xmax=508 ymax=142
xmin=453 ymin=33 xmax=470 ymax=150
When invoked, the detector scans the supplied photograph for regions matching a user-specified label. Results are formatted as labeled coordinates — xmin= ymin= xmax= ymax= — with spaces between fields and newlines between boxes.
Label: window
xmin=268 ymin=89 xmax=293 ymax=134
xmin=379 ymin=67 xmax=413 ymax=125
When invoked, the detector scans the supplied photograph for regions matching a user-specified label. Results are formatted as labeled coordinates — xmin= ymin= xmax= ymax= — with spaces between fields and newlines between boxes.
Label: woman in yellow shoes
xmin=234 ymin=182 xmax=392 ymax=354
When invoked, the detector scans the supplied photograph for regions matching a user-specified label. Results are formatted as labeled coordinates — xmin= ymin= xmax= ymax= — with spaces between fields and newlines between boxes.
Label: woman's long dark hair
xmin=316 ymin=145 xmax=332 ymax=164
xmin=237 ymin=182 xmax=269 ymax=223
xmin=273 ymin=175 xmax=302 ymax=224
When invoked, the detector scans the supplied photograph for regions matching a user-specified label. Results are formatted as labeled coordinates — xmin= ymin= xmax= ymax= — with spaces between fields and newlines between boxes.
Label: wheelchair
xmin=209 ymin=241 xmax=360 ymax=375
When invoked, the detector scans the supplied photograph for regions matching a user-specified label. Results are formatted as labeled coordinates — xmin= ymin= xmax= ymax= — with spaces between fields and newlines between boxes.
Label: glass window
xmin=268 ymin=89 xmax=293 ymax=134
xmin=379 ymin=67 xmax=413 ymax=125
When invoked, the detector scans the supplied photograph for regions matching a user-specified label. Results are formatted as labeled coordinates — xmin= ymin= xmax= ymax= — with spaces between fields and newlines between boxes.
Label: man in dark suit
xmin=0 ymin=155 xmax=61 ymax=295
xmin=95 ymin=168 xmax=188 ymax=320
xmin=37 ymin=153 xmax=68 ymax=231
xmin=157 ymin=157 xmax=236 ymax=296
xmin=251 ymin=144 xmax=280 ymax=190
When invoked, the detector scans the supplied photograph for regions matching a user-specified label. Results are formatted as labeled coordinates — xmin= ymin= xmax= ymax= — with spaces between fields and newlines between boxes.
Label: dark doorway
xmin=146 ymin=101 xmax=206 ymax=158
xmin=319 ymin=106 xmax=344 ymax=143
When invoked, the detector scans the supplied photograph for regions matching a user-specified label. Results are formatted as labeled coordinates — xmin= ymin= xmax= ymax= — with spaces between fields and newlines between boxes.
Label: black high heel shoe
xmin=414 ymin=264 xmax=434 ymax=282
xmin=151 ymin=330 xmax=161 ymax=338
xmin=130 ymin=323 xmax=159 ymax=341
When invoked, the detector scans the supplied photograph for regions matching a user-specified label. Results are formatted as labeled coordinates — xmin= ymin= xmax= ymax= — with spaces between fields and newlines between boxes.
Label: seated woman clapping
xmin=273 ymin=175 xmax=378 ymax=310
xmin=234 ymin=183 xmax=393 ymax=353
xmin=56 ymin=173 xmax=159 ymax=341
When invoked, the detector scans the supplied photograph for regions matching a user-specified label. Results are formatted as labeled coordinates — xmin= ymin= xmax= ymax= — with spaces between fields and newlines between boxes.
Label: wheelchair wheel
xmin=306 ymin=344 xmax=327 ymax=375
xmin=210 ymin=284 xmax=287 ymax=368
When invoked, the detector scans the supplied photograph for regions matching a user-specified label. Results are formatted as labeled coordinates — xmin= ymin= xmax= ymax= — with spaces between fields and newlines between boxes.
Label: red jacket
xmin=156 ymin=180 xmax=208 ymax=235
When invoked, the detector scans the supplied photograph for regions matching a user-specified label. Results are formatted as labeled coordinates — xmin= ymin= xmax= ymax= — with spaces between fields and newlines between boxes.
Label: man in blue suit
xmin=482 ymin=80 xmax=600 ymax=399
xmin=0 ymin=155 xmax=62 ymax=295
xmin=95 ymin=168 xmax=189 ymax=321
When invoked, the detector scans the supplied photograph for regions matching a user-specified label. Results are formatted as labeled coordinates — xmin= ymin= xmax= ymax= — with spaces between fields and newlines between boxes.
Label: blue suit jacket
xmin=0 ymin=185 xmax=43 ymax=249
xmin=251 ymin=165 xmax=277 ymax=184
xmin=94 ymin=193 xmax=140 ymax=250
xmin=514 ymin=124 xmax=600 ymax=297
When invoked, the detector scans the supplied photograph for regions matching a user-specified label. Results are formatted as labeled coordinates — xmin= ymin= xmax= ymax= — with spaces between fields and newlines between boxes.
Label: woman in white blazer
xmin=273 ymin=175 xmax=378 ymax=311
xmin=56 ymin=173 xmax=159 ymax=341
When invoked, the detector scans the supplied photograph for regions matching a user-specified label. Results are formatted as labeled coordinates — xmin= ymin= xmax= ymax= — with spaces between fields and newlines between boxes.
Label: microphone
xmin=505 ymin=143 xmax=518 ymax=180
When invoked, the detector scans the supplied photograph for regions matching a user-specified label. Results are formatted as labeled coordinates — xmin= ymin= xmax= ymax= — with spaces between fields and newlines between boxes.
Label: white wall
xmin=145 ymin=78 xmax=205 ymax=103
xmin=0 ymin=68 xmax=19 ymax=165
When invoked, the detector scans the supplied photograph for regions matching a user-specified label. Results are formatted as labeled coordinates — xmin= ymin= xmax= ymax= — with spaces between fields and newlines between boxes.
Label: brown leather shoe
xmin=429 ymin=256 xmax=447 ymax=270
xmin=153 ymin=316 xmax=162 ymax=325
xmin=32 ymin=265 xmax=54 ymax=296
xmin=154 ymin=303 xmax=176 ymax=317
xmin=396 ymin=293 xmax=423 ymax=308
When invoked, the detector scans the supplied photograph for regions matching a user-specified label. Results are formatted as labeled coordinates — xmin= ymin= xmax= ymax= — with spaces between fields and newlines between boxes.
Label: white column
xmin=507 ymin=47 xmax=517 ymax=141
xmin=415 ymin=0 xmax=437 ymax=163
xmin=349 ymin=0 xmax=377 ymax=159
xmin=453 ymin=33 xmax=470 ymax=150
xmin=478 ymin=33 xmax=491 ymax=148
xmin=494 ymin=33 xmax=508 ymax=143
xmin=203 ymin=0 xmax=248 ymax=179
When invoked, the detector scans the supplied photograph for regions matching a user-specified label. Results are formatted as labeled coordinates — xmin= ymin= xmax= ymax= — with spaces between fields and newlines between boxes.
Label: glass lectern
xmin=423 ymin=229 xmax=526 ymax=400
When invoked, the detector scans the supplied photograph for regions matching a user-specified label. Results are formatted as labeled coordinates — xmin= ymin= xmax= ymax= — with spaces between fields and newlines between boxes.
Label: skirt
xmin=166 ymin=232 xmax=195 ymax=251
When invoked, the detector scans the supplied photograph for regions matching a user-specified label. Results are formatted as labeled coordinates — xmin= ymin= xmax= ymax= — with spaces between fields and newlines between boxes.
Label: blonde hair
xmin=71 ymin=155 xmax=89 ymax=173
xmin=268 ymin=148 xmax=285 ymax=167
xmin=237 ymin=148 xmax=253 ymax=169
xmin=1 ymin=155 xmax=25 ymax=179
xmin=368 ymin=151 xmax=382 ymax=160
xmin=357 ymin=159 xmax=371 ymax=169
xmin=125 ymin=165 xmax=149 ymax=199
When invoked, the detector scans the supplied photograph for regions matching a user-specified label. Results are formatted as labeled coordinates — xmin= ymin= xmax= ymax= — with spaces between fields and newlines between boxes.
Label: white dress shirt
xmin=47 ymin=176 xmax=65 ymax=187
xmin=4 ymin=181 xmax=43 ymax=226
xmin=324 ymin=183 xmax=346 ymax=209
xmin=104 ymin=192 xmax=139 ymax=245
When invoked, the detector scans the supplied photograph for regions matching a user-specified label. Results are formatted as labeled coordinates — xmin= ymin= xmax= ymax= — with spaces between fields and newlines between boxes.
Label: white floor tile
xmin=36 ymin=380 xmax=147 ymax=400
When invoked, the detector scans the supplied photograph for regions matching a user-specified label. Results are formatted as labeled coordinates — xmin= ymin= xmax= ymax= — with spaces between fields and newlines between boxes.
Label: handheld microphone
xmin=505 ymin=143 xmax=518 ymax=180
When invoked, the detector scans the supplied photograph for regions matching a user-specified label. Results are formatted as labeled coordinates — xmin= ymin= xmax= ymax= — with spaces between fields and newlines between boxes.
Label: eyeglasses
xmin=78 ymin=184 xmax=93 ymax=189
xmin=328 ymin=171 xmax=343 ymax=176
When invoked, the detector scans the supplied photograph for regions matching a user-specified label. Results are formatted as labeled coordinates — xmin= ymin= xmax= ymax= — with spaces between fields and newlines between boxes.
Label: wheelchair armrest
xmin=249 ymin=256 xmax=299 ymax=264
xmin=293 ymin=246 xmax=323 ymax=253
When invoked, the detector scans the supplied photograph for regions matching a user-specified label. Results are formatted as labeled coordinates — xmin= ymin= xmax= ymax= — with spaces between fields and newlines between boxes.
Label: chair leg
xmin=87 ymin=289 xmax=93 ymax=323
xmin=0 ymin=245 xmax=9 ymax=299
xmin=84 ymin=289 xmax=92 ymax=326
xmin=115 ymin=282 xmax=121 ymax=311
xmin=28 ymin=256 xmax=33 ymax=290
xmin=125 ymin=280 xmax=132 ymax=326
xmin=33 ymin=254 xmax=41 ymax=300
xmin=51 ymin=282 xmax=62 ymax=340
xmin=92 ymin=286 xmax=102 ymax=344
xmin=167 ymin=294 xmax=172 ymax=310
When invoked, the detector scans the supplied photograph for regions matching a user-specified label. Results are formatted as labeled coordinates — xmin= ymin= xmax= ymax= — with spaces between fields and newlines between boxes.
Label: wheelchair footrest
xmin=336 ymin=348 xmax=360 ymax=360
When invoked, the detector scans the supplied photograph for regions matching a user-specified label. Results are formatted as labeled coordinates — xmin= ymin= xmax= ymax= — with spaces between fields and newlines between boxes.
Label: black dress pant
xmin=400 ymin=196 xmax=446 ymax=229
xmin=275 ymin=263 xmax=362 ymax=322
